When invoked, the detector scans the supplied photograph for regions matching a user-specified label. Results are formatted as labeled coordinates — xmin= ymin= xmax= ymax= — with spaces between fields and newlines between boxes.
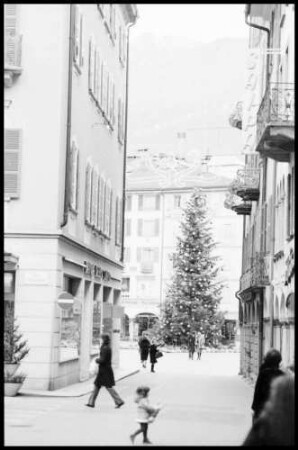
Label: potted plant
xmin=4 ymin=371 xmax=27 ymax=397
xmin=4 ymin=316 xmax=30 ymax=377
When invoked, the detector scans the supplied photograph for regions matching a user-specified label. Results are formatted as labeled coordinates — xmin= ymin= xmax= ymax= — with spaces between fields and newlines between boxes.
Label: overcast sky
xmin=131 ymin=4 xmax=248 ymax=43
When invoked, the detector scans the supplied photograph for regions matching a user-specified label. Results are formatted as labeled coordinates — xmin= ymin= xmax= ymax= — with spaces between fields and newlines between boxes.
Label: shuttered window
xmin=4 ymin=129 xmax=22 ymax=199
xmin=97 ymin=176 xmax=105 ymax=232
xmin=109 ymin=189 xmax=113 ymax=237
xmin=70 ymin=141 xmax=79 ymax=212
xmin=91 ymin=168 xmax=98 ymax=226
xmin=4 ymin=4 xmax=18 ymax=36
xmin=115 ymin=195 xmax=122 ymax=245
xmin=85 ymin=163 xmax=92 ymax=224
xmin=104 ymin=182 xmax=112 ymax=236
xmin=73 ymin=6 xmax=84 ymax=70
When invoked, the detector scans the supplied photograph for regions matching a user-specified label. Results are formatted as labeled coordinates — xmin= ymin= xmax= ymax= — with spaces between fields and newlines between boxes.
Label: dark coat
xmin=94 ymin=342 xmax=115 ymax=388
xmin=139 ymin=337 xmax=150 ymax=361
xmin=251 ymin=367 xmax=284 ymax=418
xmin=149 ymin=344 xmax=158 ymax=364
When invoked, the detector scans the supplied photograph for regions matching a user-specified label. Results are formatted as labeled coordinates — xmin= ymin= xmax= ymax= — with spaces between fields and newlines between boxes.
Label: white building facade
xmin=4 ymin=4 xmax=137 ymax=390
xmin=121 ymin=152 xmax=243 ymax=340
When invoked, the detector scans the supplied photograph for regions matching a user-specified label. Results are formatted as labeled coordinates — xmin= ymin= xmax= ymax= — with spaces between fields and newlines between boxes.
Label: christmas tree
xmin=160 ymin=189 xmax=225 ymax=347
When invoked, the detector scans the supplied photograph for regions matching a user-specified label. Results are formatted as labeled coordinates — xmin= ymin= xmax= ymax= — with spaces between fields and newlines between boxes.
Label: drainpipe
xmin=269 ymin=163 xmax=277 ymax=347
xmin=61 ymin=4 xmax=74 ymax=228
xmin=121 ymin=20 xmax=135 ymax=262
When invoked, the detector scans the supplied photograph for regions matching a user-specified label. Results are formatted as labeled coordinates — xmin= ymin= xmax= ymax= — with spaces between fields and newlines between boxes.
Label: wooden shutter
xmin=4 ymin=129 xmax=21 ymax=199
xmin=85 ymin=163 xmax=92 ymax=223
xmin=88 ymin=39 xmax=94 ymax=93
xmin=73 ymin=5 xmax=80 ymax=64
xmin=100 ymin=178 xmax=106 ymax=232
xmin=109 ymin=189 xmax=113 ymax=237
xmin=70 ymin=141 xmax=79 ymax=211
xmin=91 ymin=168 xmax=98 ymax=226
xmin=138 ymin=219 xmax=143 ymax=236
xmin=4 ymin=4 xmax=17 ymax=36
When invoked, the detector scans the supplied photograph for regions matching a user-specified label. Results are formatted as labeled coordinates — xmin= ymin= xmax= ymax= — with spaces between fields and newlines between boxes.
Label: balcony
xmin=256 ymin=82 xmax=295 ymax=162
xmin=240 ymin=252 xmax=271 ymax=294
xmin=234 ymin=168 xmax=260 ymax=201
xmin=224 ymin=191 xmax=252 ymax=216
xmin=4 ymin=34 xmax=23 ymax=87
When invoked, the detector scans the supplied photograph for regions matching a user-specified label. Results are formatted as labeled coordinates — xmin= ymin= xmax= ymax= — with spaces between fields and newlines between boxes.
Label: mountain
xmin=127 ymin=33 xmax=247 ymax=162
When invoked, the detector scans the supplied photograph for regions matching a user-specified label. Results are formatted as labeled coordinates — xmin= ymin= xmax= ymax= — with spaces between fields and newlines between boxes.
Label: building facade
xmin=4 ymin=4 xmax=137 ymax=390
xmin=121 ymin=151 xmax=243 ymax=341
xmin=226 ymin=4 xmax=294 ymax=380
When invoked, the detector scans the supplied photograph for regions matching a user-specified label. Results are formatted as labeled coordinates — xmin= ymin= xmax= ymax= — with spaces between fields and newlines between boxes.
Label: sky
xmin=131 ymin=4 xmax=249 ymax=43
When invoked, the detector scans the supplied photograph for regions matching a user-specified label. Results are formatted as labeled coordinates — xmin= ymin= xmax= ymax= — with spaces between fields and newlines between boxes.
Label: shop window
xmin=91 ymin=283 xmax=101 ymax=355
xmin=59 ymin=276 xmax=81 ymax=362
xmin=4 ymin=272 xmax=15 ymax=331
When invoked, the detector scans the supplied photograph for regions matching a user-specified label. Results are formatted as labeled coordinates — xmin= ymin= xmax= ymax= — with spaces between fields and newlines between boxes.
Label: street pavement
xmin=5 ymin=350 xmax=254 ymax=446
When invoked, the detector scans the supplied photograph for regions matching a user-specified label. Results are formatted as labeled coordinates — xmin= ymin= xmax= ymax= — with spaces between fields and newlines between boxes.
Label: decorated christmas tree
xmin=160 ymin=189 xmax=225 ymax=347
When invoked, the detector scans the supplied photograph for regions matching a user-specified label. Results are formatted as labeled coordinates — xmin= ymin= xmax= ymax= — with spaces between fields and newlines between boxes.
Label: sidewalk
xmin=19 ymin=348 xmax=140 ymax=398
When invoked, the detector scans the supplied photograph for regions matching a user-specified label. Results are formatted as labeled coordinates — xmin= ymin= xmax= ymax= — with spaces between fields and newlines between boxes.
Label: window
xmin=73 ymin=6 xmax=84 ymax=72
xmin=137 ymin=248 xmax=159 ymax=263
xmin=91 ymin=283 xmax=101 ymax=353
xmin=125 ymin=218 xmax=131 ymax=236
xmin=174 ymin=195 xmax=181 ymax=208
xmin=104 ymin=181 xmax=112 ymax=237
xmin=126 ymin=195 xmax=132 ymax=211
xmin=115 ymin=195 xmax=122 ymax=245
xmin=70 ymin=141 xmax=79 ymax=212
xmin=141 ymin=219 xmax=159 ymax=237
xmin=4 ymin=129 xmax=22 ymax=199
xmin=121 ymin=278 xmax=130 ymax=292
xmin=85 ymin=163 xmax=92 ymax=225
xmin=97 ymin=176 xmax=105 ymax=232
xmin=59 ymin=276 xmax=81 ymax=361
xmin=124 ymin=247 xmax=130 ymax=263
xmin=139 ymin=194 xmax=160 ymax=210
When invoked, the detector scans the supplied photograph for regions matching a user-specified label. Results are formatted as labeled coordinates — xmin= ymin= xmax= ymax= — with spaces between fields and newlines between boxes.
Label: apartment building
xmin=226 ymin=4 xmax=294 ymax=379
xmin=4 ymin=4 xmax=137 ymax=390
xmin=121 ymin=152 xmax=243 ymax=341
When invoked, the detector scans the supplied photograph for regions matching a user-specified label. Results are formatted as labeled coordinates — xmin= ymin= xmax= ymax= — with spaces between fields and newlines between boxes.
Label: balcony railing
xmin=234 ymin=168 xmax=260 ymax=201
xmin=240 ymin=252 xmax=270 ymax=293
xmin=224 ymin=189 xmax=252 ymax=215
xmin=256 ymin=82 xmax=295 ymax=162
xmin=140 ymin=262 xmax=154 ymax=274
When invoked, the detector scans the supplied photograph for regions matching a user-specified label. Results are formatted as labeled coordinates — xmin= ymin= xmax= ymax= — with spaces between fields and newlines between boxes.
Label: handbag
xmin=156 ymin=350 xmax=163 ymax=359
xmin=89 ymin=357 xmax=98 ymax=376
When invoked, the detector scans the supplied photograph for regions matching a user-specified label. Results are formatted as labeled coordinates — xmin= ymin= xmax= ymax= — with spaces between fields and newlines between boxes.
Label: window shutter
xmin=104 ymin=183 xmax=110 ymax=235
xmin=73 ymin=5 xmax=80 ymax=64
xmin=117 ymin=197 xmax=122 ymax=244
xmin=4 ymin=129 xmax=21 ymax=199
xmin=138 ymin=195 xmax=143 ymax=210
xmin=70 ymin=141 xmax=79 ymax=211
xmin=85 ymin=163 xmax=92 ymax=223
xmin=155 ymin=195 xmax=160 ymax=210
xmin=155 ymin=219 xmax=160 ymax=236
xmin=100 ymin=178 xmax=106 ymax=232
xmin=109 ymin=189 xmax=113 ymax=236
xmin=88 ymin=39 xmax=94 ymax=93
xmin=115 ymin=196 xmax=119 ymax=242
xmin=4 ymin=4 xmax=17 ymax=36
xmin=138 ymin=219 xmax=143 ymax=236
xmin=91 ymin=168 xmax=98 ymax=226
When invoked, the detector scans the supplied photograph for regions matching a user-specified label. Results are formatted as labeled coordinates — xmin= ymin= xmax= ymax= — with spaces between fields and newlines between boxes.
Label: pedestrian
xmin=149 ymin=339 xmax=159 ymax=373
xmin=195 ymin=331 xmax=205 ymax=360
xmin=243 ymin=373 xmax=295 ymax=446
xmin=251 ymin=348 xmax=284 ymax=422
xmin=187 ymin=333 xmax=195 ymax=360
xmin=138 ymin=333 xmax=151 ymax=368
xmin=130 ymin=386 xmax=162 ymax=445
xmin=85 ymin=334 xmax=124 ymax=409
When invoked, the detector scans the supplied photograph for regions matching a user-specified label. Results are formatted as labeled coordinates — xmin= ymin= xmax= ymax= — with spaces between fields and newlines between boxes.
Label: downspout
xmin=121 ymin=20 xmax=135 ymax=262
xmin=61 ymin=4 xmax=74 ymax=228
xmin=269 ymin=164 xmax=277 ymax=347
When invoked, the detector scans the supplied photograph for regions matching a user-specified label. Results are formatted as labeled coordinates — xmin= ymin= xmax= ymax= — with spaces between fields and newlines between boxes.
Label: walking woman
xmin=149 ymin=339 xmax=159 ymax=373
xmin=86 ymin=334 xmax=124 ymax=409
xmin=138 ymin=333 xmax=151 ymax=368
xmin=251 ymin=349 xmax=284 ymax=422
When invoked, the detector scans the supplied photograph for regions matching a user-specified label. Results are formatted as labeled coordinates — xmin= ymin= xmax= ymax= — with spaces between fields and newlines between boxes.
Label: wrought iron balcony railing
xmin=234 ymin=168 xmax=260 ymax=201
xmin=224 ymin=186 xmax=252 ymax=215
xmin=256 ymin=82 xmax=295 ymax=161
xmin=240 ymin=252 xmax=270 ymax=293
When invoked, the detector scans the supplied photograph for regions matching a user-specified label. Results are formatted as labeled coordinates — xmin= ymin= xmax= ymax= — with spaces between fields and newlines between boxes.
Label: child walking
xmin=130 ymin=386 xmax=162 ymax=445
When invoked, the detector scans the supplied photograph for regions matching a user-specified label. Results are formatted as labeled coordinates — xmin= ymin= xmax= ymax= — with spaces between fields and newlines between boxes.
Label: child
xmin=130 ymin=386 xmax=162 ymax=445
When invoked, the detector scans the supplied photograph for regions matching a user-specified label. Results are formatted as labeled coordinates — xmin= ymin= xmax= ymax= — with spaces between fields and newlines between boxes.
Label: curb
xmin=19 ymin=369 xmax=140 ymax=398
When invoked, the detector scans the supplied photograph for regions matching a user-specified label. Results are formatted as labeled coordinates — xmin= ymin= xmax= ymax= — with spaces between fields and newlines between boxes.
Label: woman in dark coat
xmin=139 ymin=334 xmax=151 ymax=368
xmin=243 ymin=373 xmax=294 ymax=446
xmin=86 ymin=334 xmax=124 ymax=409
xmin=149 ymin=340 xmax=158 ymax=373
xmin=251 ymin=349 xmax=284 ymax=421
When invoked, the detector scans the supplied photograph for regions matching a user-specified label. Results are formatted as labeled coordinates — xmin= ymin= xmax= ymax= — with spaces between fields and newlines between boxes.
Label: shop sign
xmin=83 ymin=261 xmax=111 ymax=281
